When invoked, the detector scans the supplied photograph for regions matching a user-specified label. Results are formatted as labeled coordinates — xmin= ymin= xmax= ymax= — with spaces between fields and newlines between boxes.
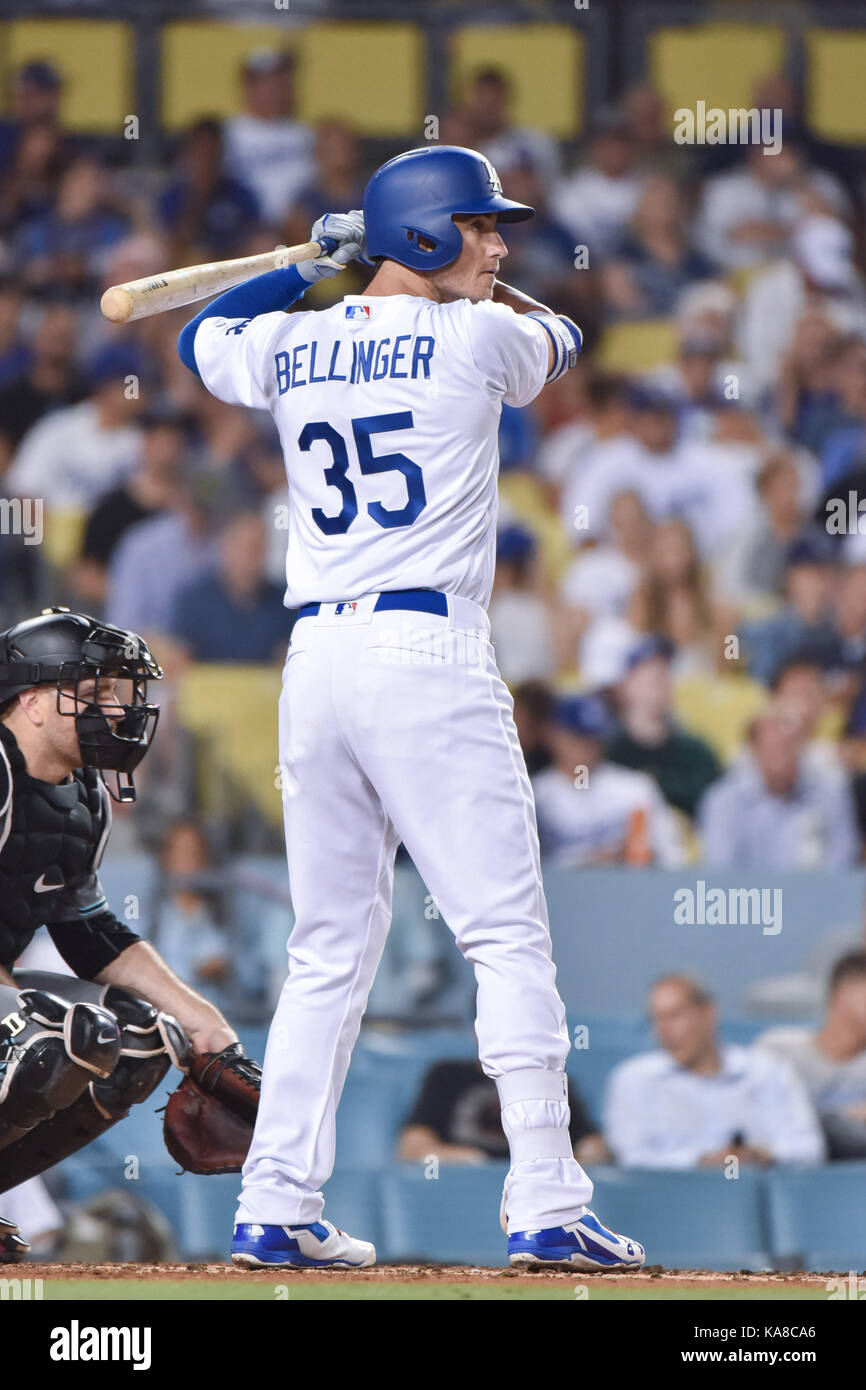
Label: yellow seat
xmin=177 ymin=664 xmax=282 ymax=828
xmin=450 ymin=24 xmax=584 ymax=139
xmin=0 ymin=20 xmax=132 ymax=133
xmin=817 ymin=705 xmax=844 ymax=743
xmin=806 ymin=29 xmax=866 ymax=145
xmin=596 ymin=319 xmax=679 ymax=372
xmin=498 ymin=473 xmax=571 ymax=584
xmin=161 ymin=20 xmax=423 ymax=134
xmin=673 ymin=673 xmax=768 ymax=763
xmin=649 ymin=22 xmax=786 ymax=118
xmin=42 ymin=509 xmax=86 ymax=571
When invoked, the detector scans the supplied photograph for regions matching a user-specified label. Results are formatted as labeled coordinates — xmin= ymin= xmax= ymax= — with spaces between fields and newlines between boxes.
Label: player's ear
xmin=18 ymin=687 xmax=45 ymax=725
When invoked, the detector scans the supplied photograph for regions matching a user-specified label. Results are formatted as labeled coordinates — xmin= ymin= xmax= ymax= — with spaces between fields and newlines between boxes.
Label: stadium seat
xmin=177 ymin=665 xmax=282 ymax=828
xmin=673 ymin=673 xmax=768 ymax=763
xmin=58 ymin=1153 xmax=187 ymax=1240
xmin=765 ymin=1164 xmax=866 ymax=1271
xmin=648 ymin=22 xmax=786 ymax=118
xmin=806 ymin=29 xmax=866 ymax=145
xmin=40 ymin=509 xmax=85 ymax=571
xmin=1 ymin=20 xmax=132 ymax=132
xmin=335 ymin=1064 xmax=416 ymax=1169
xmin=93 ymin=854 xmax=158 ymax=937
xmin=719 ymin=1017 xmax=768 ymax=1047
xmin=380 ymin=1163 xmax=509 ymax=1266
xmin=590 ymin=1167 xmax=771 ymax=1271
xmin=499 ymin=473 xmax=572 ymax=583
xmin=567 ymin=1041 xmax=642 ymax=1128
xmin=357 ymin=1024 xmax=478 ymax=1070
xmin=161 ymin=21 xmax=423 ymax=134
xmin=56 ymin=1153 xmax=116 ymax=1204
xmin=596 ymin=320 xmax=679 ymax=373
xmin=176 ymin=1166 xmax=384 ymax=1259
xmin=86 ymin=1088 xmax=174 ymax=1166
xmin=347 ymin=1027 xmax=479 ymax=1164
xmin=450 ymin=24 xmax=583 ymax=139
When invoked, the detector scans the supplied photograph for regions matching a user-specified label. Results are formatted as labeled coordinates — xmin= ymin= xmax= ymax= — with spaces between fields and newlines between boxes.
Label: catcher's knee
xmin=91 ymin=988 xmax=190 ymax=1121
xmin=0 ymin=989 xmax=121 ymax=1146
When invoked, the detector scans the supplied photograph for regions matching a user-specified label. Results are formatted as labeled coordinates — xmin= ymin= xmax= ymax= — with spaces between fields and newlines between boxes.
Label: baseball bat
xmin=99 ymin=235 xmax=338 ymax=324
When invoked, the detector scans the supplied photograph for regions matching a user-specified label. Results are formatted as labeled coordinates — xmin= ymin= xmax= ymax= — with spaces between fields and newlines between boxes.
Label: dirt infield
xmin=18 ymin=1261 xmax=846 ymax=1292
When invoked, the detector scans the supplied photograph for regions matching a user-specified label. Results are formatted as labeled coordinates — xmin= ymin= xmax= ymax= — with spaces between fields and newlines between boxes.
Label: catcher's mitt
xmin=163 ymin=1042 xmax=261 ymax=1175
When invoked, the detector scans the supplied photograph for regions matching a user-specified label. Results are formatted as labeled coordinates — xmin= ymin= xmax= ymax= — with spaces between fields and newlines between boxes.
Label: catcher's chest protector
xmin=0 ymin=724 xmax=104 ymax=967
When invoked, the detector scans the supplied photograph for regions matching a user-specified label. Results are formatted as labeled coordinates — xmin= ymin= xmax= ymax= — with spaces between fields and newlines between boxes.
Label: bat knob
xmin=100 ymin=285 xmax=134 ymax=324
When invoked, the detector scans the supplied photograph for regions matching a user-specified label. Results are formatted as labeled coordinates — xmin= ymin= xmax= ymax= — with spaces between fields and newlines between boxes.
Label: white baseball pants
xmin=236 ymin=592 xmax=593 ymax=1233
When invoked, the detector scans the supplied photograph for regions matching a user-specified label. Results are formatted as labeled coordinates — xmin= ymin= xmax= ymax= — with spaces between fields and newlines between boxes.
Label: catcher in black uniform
xmin=0 ymin=608 xmax=261 ymax=1262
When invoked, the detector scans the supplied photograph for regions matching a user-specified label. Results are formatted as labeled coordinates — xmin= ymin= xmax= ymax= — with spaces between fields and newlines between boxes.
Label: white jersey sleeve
xmin=461 ymin=300 xmax=549 ymax=408
xmin=192 ymin=311 xmax=292 ymax=410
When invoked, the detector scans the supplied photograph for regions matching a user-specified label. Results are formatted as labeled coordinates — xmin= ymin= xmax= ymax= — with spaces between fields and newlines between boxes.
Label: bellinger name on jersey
xmin=274 ymin=333 xmax=435 ymax=394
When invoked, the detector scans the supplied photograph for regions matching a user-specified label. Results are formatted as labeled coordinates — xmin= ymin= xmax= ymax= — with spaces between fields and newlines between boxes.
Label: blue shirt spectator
xmin=605 ymin=975 xmax=824 ymax=1167
xmin=107 ymin=504 xmax=218 ymax=635
xmin=167 ymin=511 xmax=291 ymax=662
xmin=159 ymin=119 xmax=261 ymax=258
xmin=14 ymin=157 xmax=128 ymax=297
xmin=698 ymin=702 xmax=860 ymax=869
xmin=738 ymin=534 xmax=843 ymax=685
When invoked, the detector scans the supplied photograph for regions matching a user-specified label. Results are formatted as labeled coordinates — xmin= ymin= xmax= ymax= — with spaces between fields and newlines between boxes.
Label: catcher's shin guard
xmin=0 ymin=988 xmax=121 ymax=1152
xmin=93 ymin=987 xmax=189 ymax=1118
xmin=0 ymin=988 xmax=189 ymax=1194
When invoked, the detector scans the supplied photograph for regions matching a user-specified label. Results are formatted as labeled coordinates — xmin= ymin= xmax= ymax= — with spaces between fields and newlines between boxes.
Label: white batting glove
xmin=297 ymin=210 xmax=366 ymax=284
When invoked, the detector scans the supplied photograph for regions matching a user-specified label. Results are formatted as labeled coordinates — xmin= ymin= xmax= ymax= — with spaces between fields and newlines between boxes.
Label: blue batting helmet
xmin=363 ymin=145 xmax=534 ymax=272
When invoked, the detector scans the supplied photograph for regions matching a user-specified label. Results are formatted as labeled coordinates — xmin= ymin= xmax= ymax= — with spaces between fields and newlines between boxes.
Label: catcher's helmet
xmin=363 ymin=145 xmax=534 ymax=272
xmin=0 ymin=607 xmax=162 ymax=802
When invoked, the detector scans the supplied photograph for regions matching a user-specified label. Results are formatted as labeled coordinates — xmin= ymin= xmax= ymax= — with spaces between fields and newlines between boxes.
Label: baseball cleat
xmin=508 ymin=1210 xmax=645 ymax=1272
xmin=231 ymin=1220 xmax=376 ymax=1269
xmin=0 ymin=1213 xmax=29 ymax=1264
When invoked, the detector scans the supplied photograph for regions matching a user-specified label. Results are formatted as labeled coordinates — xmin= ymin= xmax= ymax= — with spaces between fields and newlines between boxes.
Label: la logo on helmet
xmin=480 ymin=156 xmax=503 ymax=196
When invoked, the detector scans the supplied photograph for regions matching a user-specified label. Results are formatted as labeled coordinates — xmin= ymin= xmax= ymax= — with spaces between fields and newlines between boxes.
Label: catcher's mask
xmin=0 ymin=607 xmax=162 ymax=803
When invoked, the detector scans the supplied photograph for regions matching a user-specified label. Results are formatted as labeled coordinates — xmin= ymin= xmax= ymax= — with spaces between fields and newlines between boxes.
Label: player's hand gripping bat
xmin=99 ymin=234 xmax=339 ymax=324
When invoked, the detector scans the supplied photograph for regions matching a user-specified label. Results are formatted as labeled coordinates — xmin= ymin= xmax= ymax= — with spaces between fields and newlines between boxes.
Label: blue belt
xmin=296 ymin=588 xmax=448 ymax=620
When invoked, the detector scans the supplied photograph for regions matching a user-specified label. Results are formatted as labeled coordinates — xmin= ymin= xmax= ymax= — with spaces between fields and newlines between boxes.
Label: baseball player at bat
xmin=178 ymin=145 xmax=645 ymax=1272
xmin=0 ymin=608 xmax=262 ymax=1260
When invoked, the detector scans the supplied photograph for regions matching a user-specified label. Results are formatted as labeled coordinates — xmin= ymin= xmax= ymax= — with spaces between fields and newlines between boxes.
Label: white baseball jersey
xmin=205 ymin=288 xmax=597 ymax=1237
xmin=193 ymin=293 xmax=550 ymax=608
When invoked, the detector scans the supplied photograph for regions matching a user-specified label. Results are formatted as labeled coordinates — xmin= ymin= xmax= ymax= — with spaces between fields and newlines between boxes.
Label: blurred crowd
xmin=401 ymin=951 xmax=866 ymax=1171
xmin=4 ymin=41 xmax=866 ymax=1255
xmin=0 ymin=48 xmax=865 ymax=878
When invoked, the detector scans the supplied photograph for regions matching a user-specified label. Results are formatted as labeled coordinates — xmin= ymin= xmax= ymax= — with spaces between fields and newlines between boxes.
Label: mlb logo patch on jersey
xmin=345 ymin=304 xmax=371 ymax=320
xmin=334 ymin=601 xmax=358 ymax=615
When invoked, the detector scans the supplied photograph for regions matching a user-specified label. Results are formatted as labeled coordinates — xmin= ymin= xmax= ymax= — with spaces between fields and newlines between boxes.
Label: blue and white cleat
xmin=231 ymin=1220 xmax=376 ymax=1270
xmin=508 ymin=1210 xmax=645 ymax=1272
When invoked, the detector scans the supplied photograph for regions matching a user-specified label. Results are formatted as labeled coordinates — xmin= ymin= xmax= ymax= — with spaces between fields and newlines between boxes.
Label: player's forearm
xmin=0 ymin=962 xmax=15 ymax=986
xmin=492 ymin=280 xmax=553 ymax=316
xmin=94 ymin=940 xmax=237 ymax=1053
xmin=493 ymin=281 xmax=583 ymax=379
xmin=177 ymin=264 xmax=310 ymax=377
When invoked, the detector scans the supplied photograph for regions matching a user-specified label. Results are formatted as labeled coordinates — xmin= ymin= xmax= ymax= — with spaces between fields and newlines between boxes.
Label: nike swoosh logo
xmin=34 ymin=873 xmax=65 ymax=894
